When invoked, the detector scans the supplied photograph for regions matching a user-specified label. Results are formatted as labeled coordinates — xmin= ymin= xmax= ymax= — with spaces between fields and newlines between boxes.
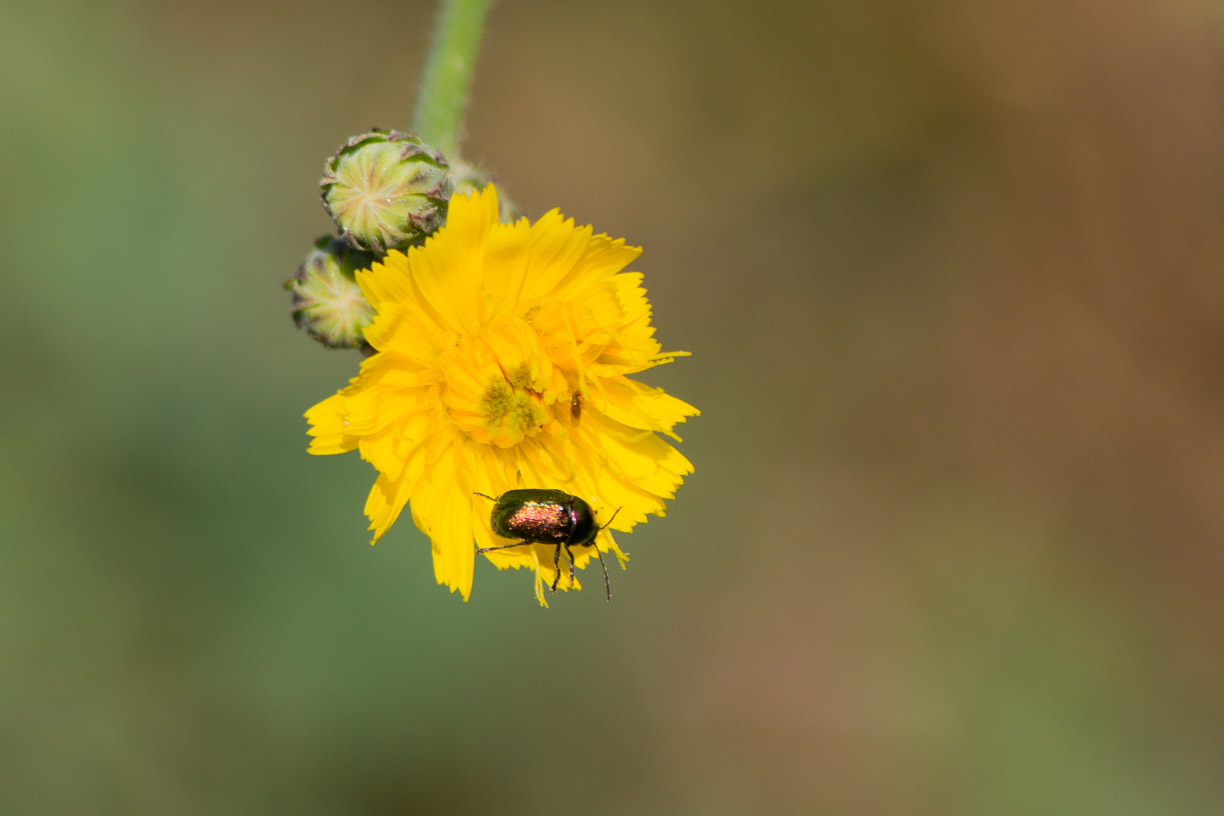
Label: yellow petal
xmin=305 ymin=393 xmax=359 ymax=454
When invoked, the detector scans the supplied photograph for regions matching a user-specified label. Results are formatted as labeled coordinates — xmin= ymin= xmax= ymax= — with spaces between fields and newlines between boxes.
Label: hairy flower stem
xmin=413 ymin=0 xmax=494 ymax=159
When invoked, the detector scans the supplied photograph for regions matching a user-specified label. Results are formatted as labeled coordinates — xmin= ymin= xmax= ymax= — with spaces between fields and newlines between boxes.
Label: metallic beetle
xmin=474 ymin=488 xmax=620 ymax=600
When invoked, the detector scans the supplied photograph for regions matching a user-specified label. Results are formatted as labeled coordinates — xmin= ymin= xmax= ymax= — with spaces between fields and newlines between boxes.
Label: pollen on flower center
xmin=506 ymin=362 xmax=534 ymax=389
xmin=480 ymin=380 xmax=515 ymax=417
xmin=476 ymin=378 xmax=547 ymax=444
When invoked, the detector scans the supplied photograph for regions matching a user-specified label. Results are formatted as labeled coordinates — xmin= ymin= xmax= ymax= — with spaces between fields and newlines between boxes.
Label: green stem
xmin=413 ymin=0 xmax=494 ymax=159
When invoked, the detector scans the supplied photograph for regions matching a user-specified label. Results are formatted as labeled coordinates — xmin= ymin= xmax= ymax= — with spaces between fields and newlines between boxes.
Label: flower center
xmin=440 ymin=321 xmax=559 ymax=448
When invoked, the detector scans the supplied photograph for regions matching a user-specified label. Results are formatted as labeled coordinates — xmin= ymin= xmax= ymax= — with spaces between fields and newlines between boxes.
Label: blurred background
xmin=4 ymin=0 xmax=1224 ymax=813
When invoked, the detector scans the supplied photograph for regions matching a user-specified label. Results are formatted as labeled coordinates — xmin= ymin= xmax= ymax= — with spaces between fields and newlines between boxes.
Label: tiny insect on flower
xmin=474 ymin=489 xmax=620 ymax=601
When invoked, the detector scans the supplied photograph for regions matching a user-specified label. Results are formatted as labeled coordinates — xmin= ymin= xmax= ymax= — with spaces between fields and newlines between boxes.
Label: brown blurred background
xmin=3 ymin=0 xmax=1224 ymax=813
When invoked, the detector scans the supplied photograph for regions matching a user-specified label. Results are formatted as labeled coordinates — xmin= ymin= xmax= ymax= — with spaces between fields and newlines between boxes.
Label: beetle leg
xmin=550 ymin=544 xmax=563 ymax=592
xmin=476 ymin=539 xmax=530 ymax=554
xmin=563 ymin=542 xmax=579 ymax=589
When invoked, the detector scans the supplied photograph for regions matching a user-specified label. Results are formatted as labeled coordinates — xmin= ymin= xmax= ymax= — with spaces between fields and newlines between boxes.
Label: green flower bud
xmin=450 ymin=158 xmax=522 ymax=222
xmin=321 ymin=130 xmax=453 ymax=252
xmin=286 ymin=236 xmax=377 ymax=351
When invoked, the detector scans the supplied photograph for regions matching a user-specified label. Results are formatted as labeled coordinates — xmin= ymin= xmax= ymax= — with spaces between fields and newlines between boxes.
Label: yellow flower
xmin=305 ymin=186 xmax=697 ymax=604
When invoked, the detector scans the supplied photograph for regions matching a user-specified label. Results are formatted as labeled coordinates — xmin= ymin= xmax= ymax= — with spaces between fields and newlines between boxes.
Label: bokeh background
xmin=5 ymin=0 xmax=1224 ymax=813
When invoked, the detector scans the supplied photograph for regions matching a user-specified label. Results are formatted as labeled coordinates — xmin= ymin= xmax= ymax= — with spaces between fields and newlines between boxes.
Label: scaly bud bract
xmin=321 ymin=130 xmax=452 ymax=252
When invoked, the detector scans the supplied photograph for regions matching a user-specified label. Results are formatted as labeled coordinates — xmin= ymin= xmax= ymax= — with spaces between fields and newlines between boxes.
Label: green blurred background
xmin=4 ymin=0 xmax=1224 ymax=813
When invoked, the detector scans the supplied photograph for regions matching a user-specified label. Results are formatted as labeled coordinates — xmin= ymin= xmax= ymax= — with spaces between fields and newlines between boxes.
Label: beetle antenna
xmin=598 ymin=506 xmax=622 ymax=532
xmin=473 ymin=492 xmax=495 ymax=502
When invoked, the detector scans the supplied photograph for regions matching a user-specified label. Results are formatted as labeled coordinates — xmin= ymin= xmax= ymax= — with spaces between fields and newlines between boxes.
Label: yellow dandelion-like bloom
xmin=305 ymin=186 xmax=697 ymax=604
